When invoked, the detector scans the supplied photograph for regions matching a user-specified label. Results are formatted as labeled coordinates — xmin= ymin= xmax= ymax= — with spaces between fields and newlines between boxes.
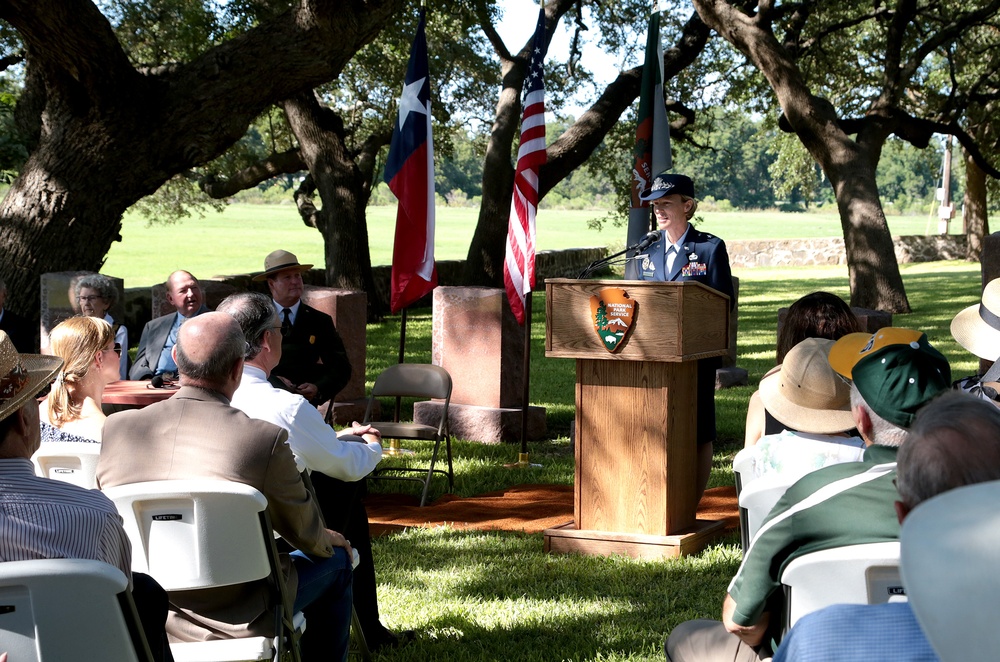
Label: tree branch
xmin=200 ymin=148 xmax=307 ymax=199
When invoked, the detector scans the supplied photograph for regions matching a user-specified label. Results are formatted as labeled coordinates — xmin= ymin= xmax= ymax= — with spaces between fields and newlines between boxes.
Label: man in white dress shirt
xmin=219 ymin=292 xmax=413 ymax=652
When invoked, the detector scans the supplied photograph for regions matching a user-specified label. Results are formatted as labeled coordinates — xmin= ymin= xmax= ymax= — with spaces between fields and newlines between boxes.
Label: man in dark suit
xmin=253 ymin=250 xmax=351 ymax=405
xmin=0 ymin=277 xmax=33 ymax=352
xmin=99 ymin=312 xmax=354 ymax=661
xmin=635 ymin=172 xmax=735 ymax=502
xmin=129 ymin=270 xmax=209 ymax=380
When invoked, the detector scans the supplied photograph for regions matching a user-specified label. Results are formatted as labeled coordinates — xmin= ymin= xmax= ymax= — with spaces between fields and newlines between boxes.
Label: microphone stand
xmin=578 ymin=232 xmax=660 ymax=279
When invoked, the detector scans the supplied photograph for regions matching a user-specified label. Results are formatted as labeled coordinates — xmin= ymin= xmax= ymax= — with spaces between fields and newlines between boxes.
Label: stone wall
xmin=727 ymin=234 xmax=968 ymax=268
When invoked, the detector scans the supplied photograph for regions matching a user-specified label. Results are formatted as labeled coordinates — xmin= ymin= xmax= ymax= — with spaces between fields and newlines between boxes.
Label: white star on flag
xmin=396 ymin=76 xmax=428 ymax=131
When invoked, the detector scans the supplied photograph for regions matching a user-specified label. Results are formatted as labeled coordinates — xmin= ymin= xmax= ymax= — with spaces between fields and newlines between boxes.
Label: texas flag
xmin=384 ymin=9 xmax=437 ymax=313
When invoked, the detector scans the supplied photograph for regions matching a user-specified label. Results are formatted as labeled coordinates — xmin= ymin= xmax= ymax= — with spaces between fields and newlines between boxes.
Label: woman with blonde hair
xmin=39 ymin=316 xmax=120 ymax=443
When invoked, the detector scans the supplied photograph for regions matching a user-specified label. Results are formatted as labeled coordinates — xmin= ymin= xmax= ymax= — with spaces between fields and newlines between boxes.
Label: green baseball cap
xmin=850 ymin=332 xmax=951 ymax=428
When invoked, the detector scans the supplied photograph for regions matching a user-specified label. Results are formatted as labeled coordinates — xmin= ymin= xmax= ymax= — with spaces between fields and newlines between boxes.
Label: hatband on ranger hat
xmin=950 ymin=278 xmax=1000 ymax=362
xmin=758 ymin=337 xmax=856 ymax=434
xmin=251 ymin=249 xmax=314 ymax=282
xmin=0 ymin=331 xmax=63 ymax=424
xmin=639 ymin=172 xmax=695 ymax=202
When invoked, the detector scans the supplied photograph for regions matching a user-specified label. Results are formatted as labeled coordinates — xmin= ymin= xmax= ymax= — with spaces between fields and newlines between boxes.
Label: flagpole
xmin=395 ymin=307 xmax=407 ymax=422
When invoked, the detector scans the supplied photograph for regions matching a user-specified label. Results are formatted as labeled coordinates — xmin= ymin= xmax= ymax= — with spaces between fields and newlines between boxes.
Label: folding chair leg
xmin=349 ymin=606 xmax=371 ymax=661
xmin=419 ymin=438 xmax=443 ymax=507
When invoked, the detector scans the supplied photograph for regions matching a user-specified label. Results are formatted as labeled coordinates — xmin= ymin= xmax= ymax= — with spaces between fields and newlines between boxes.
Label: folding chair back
xmin=364 ymin=363 xmax=453 ymax=506
xmin=0 ymin=558 xmax=153 ymax=661
xmin=738 ymin=472 xmax=800 ymax=549
xmin=104 ymin=479 xmax=301 ymax=662
xmin=901 ymin=480 xmax=1000 ymax=662
xmin=781 ymin=541 xmax=902 ymax=632
xmin=31 ymin=441 xmax=101 ymax=489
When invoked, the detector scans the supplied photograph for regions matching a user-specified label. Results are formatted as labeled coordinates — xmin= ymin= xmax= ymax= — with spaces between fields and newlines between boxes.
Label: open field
xmin=104 ymin=203 xmax=961 ymax=286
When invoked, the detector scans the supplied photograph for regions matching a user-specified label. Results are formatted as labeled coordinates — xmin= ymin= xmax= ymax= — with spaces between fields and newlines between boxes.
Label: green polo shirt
xmin=728 ymin=445 xmax=901 ymax=627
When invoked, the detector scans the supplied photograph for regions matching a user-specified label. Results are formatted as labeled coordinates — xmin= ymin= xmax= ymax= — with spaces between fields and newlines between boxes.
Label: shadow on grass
xmin=372 ymin=527 xmax=742 ymax=662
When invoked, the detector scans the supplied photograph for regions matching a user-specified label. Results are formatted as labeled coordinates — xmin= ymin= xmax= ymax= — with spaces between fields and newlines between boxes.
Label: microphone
xmin=634 ymin=230 xmax=662 ymax=253
xmin=150 ymin=374 xmax=164 ymax=388
xmin=577 ymin=230 xmax=664 ymax=278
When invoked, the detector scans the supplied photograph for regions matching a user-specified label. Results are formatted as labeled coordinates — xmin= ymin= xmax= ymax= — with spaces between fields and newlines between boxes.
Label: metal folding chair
xmin=363 ymin=363 xmax=453 ymax=506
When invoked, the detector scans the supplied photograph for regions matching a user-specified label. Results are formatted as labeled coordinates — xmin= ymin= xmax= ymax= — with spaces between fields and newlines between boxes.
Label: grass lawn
xmin=102 ymin=204 xmax=980 ymax=660
xmin=364 ymin=260 xmax=982 ymax=661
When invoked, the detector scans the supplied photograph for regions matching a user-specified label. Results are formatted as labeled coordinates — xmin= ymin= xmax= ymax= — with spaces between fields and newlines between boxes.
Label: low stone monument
xmin=301 ymin=286 xmax=368 ymax=425
xmin=414 ymin=286 xmax=546 ymax=443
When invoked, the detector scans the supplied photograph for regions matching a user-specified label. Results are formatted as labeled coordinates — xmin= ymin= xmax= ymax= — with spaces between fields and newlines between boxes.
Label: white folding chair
xmin=780 ymin=541 xmax=903 ymax=632
xmin=738 ymin=472 xmax=800 ymax=551
xmin=732 ymin=447 xmax=756 ymax=552
xmin=0 ymin=558 xmax=153 ymax=661
xmin=901 ymin=480 xmax=1000 ymax=662
xmin=363 ymin=363 xmax=453 ymax=507
xmin=104 ymin=479 xmax=303 ymax=662
xmin=31 ymin=441 xmax=101 ymax=489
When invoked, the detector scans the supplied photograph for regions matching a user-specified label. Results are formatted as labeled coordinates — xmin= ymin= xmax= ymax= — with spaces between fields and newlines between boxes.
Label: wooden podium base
xmin=543 ymin=519 xmax=728 ymax=560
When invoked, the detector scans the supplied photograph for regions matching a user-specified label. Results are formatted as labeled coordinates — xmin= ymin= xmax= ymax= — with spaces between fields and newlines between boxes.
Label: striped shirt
xmin=0 ymin=458 xmax=131 ymax=581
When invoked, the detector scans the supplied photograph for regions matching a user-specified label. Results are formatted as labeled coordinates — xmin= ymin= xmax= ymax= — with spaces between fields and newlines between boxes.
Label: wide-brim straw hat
xmin=0 ymin=331 xmax=63 ymax=423
xmin=950 ymin=278 xmax=1000 ymax=361
xmin=759 ymin=337 xmax=856 ymax=434
xmin=251 ymin=249 xmax=314 ymax=282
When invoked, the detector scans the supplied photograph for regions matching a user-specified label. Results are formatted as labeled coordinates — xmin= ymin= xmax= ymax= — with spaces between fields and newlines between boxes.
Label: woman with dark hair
xmin=745 ymin=291 xmax=863 ymax=446
xmin=75 ymin=273 xmax=128 ymax=379
xmin=775 ymin=291 xmax=863 ymax=364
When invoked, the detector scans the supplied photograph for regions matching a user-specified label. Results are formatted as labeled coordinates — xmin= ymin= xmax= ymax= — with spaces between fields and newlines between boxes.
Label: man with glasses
xmin=219 ymin=292 xmax=414 ymax=652
xmin=252 ymin=250 xmax=350 ymax=406
xmin=129 ymin=270 xmax=208 ymax=381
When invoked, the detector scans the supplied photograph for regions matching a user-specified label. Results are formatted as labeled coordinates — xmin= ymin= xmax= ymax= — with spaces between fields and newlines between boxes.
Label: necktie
xmin=665 ymin=245 xmax=679 ymax=274
xmin=281 ymin=308 xmax=292 ymax=337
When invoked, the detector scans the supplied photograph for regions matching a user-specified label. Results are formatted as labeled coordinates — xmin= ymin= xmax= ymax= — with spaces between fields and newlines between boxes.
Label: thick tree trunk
xmin=964 ymin=148 xmax=990 ymax=261
xmin=692 ymin=0 xmax=910 ymax=313
xmin=282 ymin=92 xmax=385 ymax=318
xmin=826 ymin=155 xmax=911 ymax=311
xmin=0 ymin=0 xmax=402 ymax=320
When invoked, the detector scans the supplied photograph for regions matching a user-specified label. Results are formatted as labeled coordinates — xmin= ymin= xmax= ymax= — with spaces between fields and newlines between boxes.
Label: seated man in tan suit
xmin=98 ymin=312 xmax=353 ymax=661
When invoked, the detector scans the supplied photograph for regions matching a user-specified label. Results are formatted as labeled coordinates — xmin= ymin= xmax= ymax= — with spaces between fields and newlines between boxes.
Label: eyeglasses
xmin=78 ymin=295 xmax=106 ymax=302
xmin=104 ymin=343 xmax=122 ymax=357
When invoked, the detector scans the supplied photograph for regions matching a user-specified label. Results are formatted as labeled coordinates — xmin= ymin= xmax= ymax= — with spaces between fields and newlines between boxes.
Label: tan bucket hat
xmin=950 ymin=278 xmax=1000 ymax=361
xmin=0 ymin=331 xmax=63 ymax=423
xmin=251 ymin=249 xmax=314 ymax=282
xmin=758 ymin=337 xmax=856 ymax=434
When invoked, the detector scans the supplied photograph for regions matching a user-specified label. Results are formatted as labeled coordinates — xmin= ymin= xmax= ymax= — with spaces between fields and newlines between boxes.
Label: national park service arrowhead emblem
xmin=589 ymin=288 xmax=636 ymax=353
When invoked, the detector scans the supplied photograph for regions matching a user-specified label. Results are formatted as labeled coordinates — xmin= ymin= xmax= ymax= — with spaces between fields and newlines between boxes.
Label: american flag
xmin=503 ymin=7 xmax=548 ymax=325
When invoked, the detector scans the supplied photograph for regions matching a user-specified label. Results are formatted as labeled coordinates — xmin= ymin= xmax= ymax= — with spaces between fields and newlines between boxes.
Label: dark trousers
xmin=132 ymin=571 xmax=174 ymax=662
xmin=308 ymin=472 xmax=383 ymax=639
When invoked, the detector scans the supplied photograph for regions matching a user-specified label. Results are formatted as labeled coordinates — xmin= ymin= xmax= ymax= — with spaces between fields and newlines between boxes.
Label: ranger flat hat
xmin=252 ymin=249 xmax=314 ymax=282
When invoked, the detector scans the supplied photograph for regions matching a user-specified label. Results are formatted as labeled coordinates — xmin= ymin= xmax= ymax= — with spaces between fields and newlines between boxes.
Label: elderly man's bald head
xmin=174 ymin=312 xmax=245 ymax=392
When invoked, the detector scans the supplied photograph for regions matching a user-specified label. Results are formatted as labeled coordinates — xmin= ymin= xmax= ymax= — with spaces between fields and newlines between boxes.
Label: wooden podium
xmin=543 ymin=279 xmax=730 ymax=559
